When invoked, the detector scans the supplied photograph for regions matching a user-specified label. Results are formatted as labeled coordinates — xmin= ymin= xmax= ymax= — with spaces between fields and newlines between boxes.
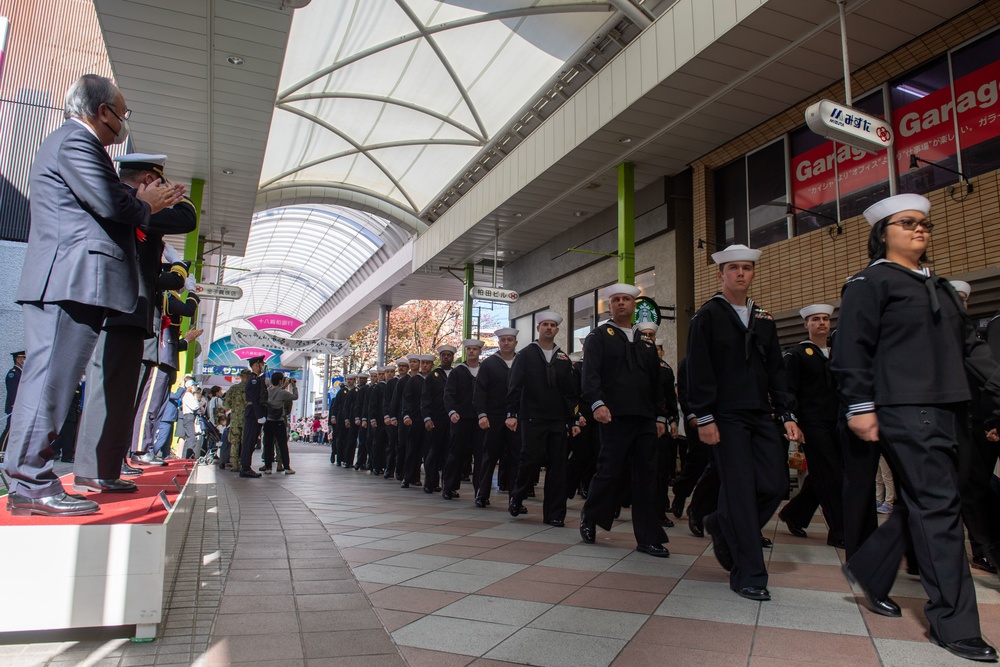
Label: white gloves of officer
xmin=184 ymin=274 xmax=197 ymax=293
xmin=163 ymin=243 xmax=181 ymax=264
xmin=257 ymin=417 xmax=266 ymax=424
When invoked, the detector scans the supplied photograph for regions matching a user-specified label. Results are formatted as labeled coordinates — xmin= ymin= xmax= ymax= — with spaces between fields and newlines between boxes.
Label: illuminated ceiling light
xmin=227 ymin=56 xmax=245 ymax=66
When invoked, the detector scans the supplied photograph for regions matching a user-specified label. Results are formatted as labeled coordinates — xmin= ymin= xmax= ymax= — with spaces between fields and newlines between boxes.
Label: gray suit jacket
xmin=17 ymin=120 xmax=149 ymax=312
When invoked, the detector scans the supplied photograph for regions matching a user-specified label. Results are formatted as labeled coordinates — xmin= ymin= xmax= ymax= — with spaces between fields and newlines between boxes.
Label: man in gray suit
xmin=4 ymin=74 xmax=179 ymax=517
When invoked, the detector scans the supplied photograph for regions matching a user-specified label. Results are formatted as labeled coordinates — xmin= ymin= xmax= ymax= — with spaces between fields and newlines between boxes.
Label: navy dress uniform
xmin=833 ymin=194 xmax=1000 ymax=660
xmin=441 ymin=340 xmax=483 ymax=499
xmin=401 ymin=356 xmax=432 ymax=487
xmin=421 ymin=345 xmax=454 ymax=493
xmin=239 ymin=356 xmax=268 ymax=477
xmin=580 ymin=284 xmax=669 ymax=555
xmin=686 ymin=245 xmax=799 ymax=600
xmin=382 ymin=358 xmax=408 ymax=478
xmin=506 ymin=314 xmax=578 ymax=525
xmin=0 ymin=351 xmax=24 ymax=454
xmin=328 ymin=381 xmax=346 ymax=464
xmin=474 ymin=330 xmax=519 ymax=508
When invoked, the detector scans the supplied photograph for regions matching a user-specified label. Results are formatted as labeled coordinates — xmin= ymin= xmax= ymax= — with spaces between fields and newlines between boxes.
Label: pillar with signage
xmin=463 ymin=263 xmax=474 ymax=343
xmin=178 ymin=177 xmax=204 ymax=381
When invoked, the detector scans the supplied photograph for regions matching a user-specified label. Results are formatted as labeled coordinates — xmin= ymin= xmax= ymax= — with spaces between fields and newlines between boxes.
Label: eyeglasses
xmin=889 ymin=217 xmax=933 ymax=232
xmin=104 ymin=104 xmax=132 ymax=121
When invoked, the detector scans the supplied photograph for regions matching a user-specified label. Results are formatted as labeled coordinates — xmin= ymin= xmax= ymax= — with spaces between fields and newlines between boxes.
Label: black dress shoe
xmin=930 ymin=634 xmax=998 ymax=662
xmin=704 ymin=514 xmax=733 ymax=571
xmin=401 ymin=481 xmax=410 ymax=488
xmin=841 ymin=563 xmax=901 ymax=617
xmin=433 ymin=486 xmax=443 ymax=492
xmin=547 ymin=518 xmax=565 ymax=527
xmin=688 ymin=515 xmax=704 ymax=538
xmin=580 ymin=517 xmax=596 ymax=544
xmin=442 ymin=490 xmax=456 ymax=500
xmin=636 ymin=543 xmax=670 ymax=558
xmin=736 ymin=586 xmax=771 ymax=601
xmin=72 ymin=476 xmax=138 ymax=493
xmin=760 ymin=536 xmax=773 ymax=548
xmin=971 ymin=555 xmax=998 ymax=575
xmin=424 ymin=486 xmax=433 ymax=494
xmin=132 ymin=453 xmax=167 ymax=467
xmin=671 ymin=495 xmax=685 ymax=519
xmin=578 ymin=483 xmax=588 ymax=500
xmin=475 ymin=498 xmax=487 ymax=508
xmin=120 ymin=463 xmax=144 ymax=476
xmin=508 ymin=500 xmax=527 ymax=517
xmin=239 ymin=469 xmax=262 ymax=479
xmin=661 ymin=516 xmax=675 ymax=528
xmin=827 ymin=537 xmax=846 ymax=549
xmin=779 ymin=510 xmax=808 ymax=538
xmin=7 ymin=492 xmax=99 ymax=517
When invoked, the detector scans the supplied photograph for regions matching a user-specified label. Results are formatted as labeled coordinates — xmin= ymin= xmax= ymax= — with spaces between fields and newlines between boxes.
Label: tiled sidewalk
xmin=3 ymin=442 xmax=1000 ymax=666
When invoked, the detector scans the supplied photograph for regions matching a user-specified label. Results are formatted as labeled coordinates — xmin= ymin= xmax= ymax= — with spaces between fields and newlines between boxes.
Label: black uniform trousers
xmin=566 ymin=423 xmax=600 ymax=499
xmin=76 ymin=326 xmax=145 ymax=479
xmin=655 ymin=434 xmax=676 ymax=518
xmin=708 ymin=410 xmax=788 ymax=591
xmin=344 ymin=424 xmax=359 ymax=468
xmin=241 ymin=411 xmax=262 ymax=472
xmin=262 ymin=420 xmax=290 ymax=468
xmin=958 ymin=418 xmax=1000 ymax=561
xmin=395 ymin=422 xmax=408 ymax=479
xmin=443 ymin=418 xmax=477 ymax=493
xmin=133 ymin=363 xmax=172 ymax=455
xmin=5 ymin=302 xmax=104 ymax=498
xmin=582 ymin=417 xmax=667 ymax=546
xmin=371 ymin=425 xmax=388 ymax=473
xmin=779 ymin=420 xmax=845 ymax=541
xmin=0 ymin=413 xmax=11 ymax=455
xmin=673 ymin=430 xmax=712 ymax=508
xmin=687 ymin=462 xmax=720 ymax=524
xmin=476 ymin=419 xmax=520 ymax=503
xmin=402 ymin=421 xmax=424 ymax=485
xmin=846 ymin=405 xmax=980 ymax=643
xmin=511 ymin=420 xmax=568 ymax=522
xmin=422 ymin=417 xmax=448 ymax=490
xmin=353 ymin=423 xmax=368 ymax=469
xmin=385 ymin=424 xmax=398 ymax=476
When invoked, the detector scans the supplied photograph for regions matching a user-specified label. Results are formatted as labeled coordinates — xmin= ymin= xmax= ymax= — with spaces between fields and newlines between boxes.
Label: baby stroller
xmin=195 ymin=412 xmax=222 ymax=464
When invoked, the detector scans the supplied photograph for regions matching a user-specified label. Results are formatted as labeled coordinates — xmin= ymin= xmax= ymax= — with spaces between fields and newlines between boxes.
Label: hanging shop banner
xmin=231 ymin=327 xmax=349 ymax=356
xmin=470 ymin=286 xmax=519 ymax=302
xmin=246 ymin=314 xmax=303 ymax=334
xmin=805 ymin=99 xmax=894 ymax=154
xmin=791 ymin=142 xmax=890 ymax=211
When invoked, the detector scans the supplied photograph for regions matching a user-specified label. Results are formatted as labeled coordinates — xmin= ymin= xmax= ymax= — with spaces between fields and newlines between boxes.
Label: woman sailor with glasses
xmin=831 ymin=193 xmax=1000 ymax=663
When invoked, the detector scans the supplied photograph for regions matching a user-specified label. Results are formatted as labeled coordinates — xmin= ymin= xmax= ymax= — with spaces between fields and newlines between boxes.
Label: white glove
xmin=184 ymin=274 xmax=197 ymax=293
xmin=257 ymin=417 xmax=266 ymax=424
xmin=162 ymin=243 xmax=181 ymax=264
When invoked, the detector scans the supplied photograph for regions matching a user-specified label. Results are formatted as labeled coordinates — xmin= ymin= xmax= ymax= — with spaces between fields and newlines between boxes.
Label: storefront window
xmin=714 ymin=158 xmax=747 ymax=247
xmin=512 ymin=314 xmax=535 ymax=344
xmin=747 ymin=139 xmax=789 ymax=248
xmin=570 ymin=293 xmax=595 ymax=352
xmin=951 ymin=29 xmax=1000 ymax=179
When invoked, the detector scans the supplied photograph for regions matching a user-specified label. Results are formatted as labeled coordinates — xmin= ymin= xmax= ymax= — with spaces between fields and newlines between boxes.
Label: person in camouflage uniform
xmin=223 ymin=369 xmax=251 ymax=469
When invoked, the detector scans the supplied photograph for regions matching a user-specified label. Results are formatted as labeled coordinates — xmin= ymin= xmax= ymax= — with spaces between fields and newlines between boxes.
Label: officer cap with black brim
xmin=114 ymin=153 xmax=168 ymax=179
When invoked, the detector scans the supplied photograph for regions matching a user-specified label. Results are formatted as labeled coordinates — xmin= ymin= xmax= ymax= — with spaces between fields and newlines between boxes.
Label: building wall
xmin=691 ymin=1 xmax=1000 ymax=322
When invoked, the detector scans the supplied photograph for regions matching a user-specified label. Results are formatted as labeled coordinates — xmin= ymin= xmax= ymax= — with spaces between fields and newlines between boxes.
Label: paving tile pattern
xmin=5 ymin=444 xmax=1000 ymax=667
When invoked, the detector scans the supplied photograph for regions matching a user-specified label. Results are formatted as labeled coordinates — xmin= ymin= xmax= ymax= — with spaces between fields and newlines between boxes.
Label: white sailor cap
xmin=535 ymin=310 xmax=563 ymax=326
xmin=368 ymin=369 xmax=378 ymax=375
xmin=862 ymin=193 xmax=930 ymax=226
xmin=636 ymin=321 xmax=658 ymax=333
xmin=395 ymin=357 xmax=411 ymax=366
xmin=345 ymin=373 xmax=357 ymax=380
xmin=462 ymin=339 xmax=485 ymax=348
xmin=405 ymin=354 xmax=421 ymax=364
xmin=381 ymin=365 xmax=395 ymax=372
xmin=436 ymin=345 xmax=457 ymax=354
xmin=799 ymin=304 xmax=835 ymax=319
xmin=494 ymin=328 xmax=518 ymax=338
xmin=712 ymin=243 xmax=761 ymax=265
xmin=114 ymin=153 xmax=168 ymax=178
xmin=600 ymin=283 xmax=641 ymax=300
xmin=950 ymin=280 xmax=972 ymax=297
xmin=415 ymin=354 xmax=436 ymax=362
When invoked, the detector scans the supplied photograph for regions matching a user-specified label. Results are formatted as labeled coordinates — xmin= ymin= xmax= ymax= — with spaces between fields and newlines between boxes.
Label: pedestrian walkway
xmin=2 ymin=442 xmax=999 ymax=666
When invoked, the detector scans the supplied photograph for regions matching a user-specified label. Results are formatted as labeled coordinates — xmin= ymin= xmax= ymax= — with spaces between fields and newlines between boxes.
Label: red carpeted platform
xmin=0 ymin=459 xmax=194 ymax=526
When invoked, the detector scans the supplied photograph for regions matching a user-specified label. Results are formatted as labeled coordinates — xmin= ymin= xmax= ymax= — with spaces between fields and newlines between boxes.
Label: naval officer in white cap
xmin=833 ymin=193 xmax=1000 ymax=661
xmin=685 ymin=244 xmax=802 ymax=601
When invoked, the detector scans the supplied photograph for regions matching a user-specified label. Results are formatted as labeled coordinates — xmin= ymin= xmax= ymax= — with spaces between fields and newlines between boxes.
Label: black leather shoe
xmin=671 ymin=495 xmax=686 ymax=519
xmin=704 ymin=514 xmax=733 ymax=571
xmin=73 ymin=476 xmax=138 ymax=493
xmin=442 ymin=490 xmax=455 ymax=500
xmin=636 ymin=543 xmax=670 ymax=558
xmin=239 ymin=469 xmax=262 ymax=478
xmin=508 ymin=500 xmax=527 ymax=517
xmin=930 ymin=634 xmax=998 ymax=662
xmin=547 ymin=518 xmax=565 ymax=527
xmin=580 ymin=518 xmax=596 ymax=544
xmin=401 ymin=481 xmax=410 ymax=488
xmin=688 ymin=515 xmax=704 ymax=538
xmin=842 ymin=563 xmax=901 ymax=617
xmin=827 ymin=537 xmax=846 ymax=549
xmin=132 ymin=453 xmax=167 ymax=467
xmin=779 ymin=510 xmax=808 ymax=538
xmin=433 ymin=486 xmax=443 ymax=492
xmin=424 ymin=486 xmax=433 ymax=494
xmin=578 ymin=483 xmax=588 ymax=499
xmin=971 ymin=555 xmax=998 ymax=575
xmin=661 ymin=516 xmax=675 ymax=528
xmin=475 ymin=498 xmax=487 ymax=508
xmin=120 ymin=463 xmax=144 ymax=476
xmin=760 ymin=536 xmax=773 ymax=548
xmin=7 ymin=492 xmax=99 ymax=517
xmin=736 ymin=586 xmax=771 ymax=601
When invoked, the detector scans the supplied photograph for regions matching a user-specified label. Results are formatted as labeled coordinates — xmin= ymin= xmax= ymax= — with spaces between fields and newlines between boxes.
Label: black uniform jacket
xmin=369 ymin=382 xmax=385 ymax=427
xmin=686 ymin=294 xmax=795 ymax=426
xmin=156 ymin=291 xmax=200 ymax=370
xmin=444 ymin=364 xmax=477 ymax=419
xmin=506 ymin=342 xmax=578 ymax=424
xmin=354 ymin=383 xmax=370 ymax=423
xmin=244 ymin=372 xmax=267 ymax=420
xmin=421 ymin=367 xmax=449 ymax=422
xmin=329 ymin=385 xmax=346 ymax=425
xmin=5 ymin=365 xmax=21 ymax=414
xmin=582 ymin=321 xmax=664 ymax=421
xmin=475 ymin=353 xmax=513 ymax=419
xmin=390 ymin=374 xmax=410 ymax=421
xmin=832 ymin=261 xmax=1000 ymax=417
xmin=339 ymin=386 xmax=357 ymax=426
xmin=383 ymin=375 xmax=400 ymax=420
xmin=784 ymin=341 xmax=839 ymax=423
xmin=659 ymin=359 xmax=679 ymax=425
xmin=676 ymin=357 xmax=693 ymax=424
xmin=402 ymin=374 xmax=425 ymax=423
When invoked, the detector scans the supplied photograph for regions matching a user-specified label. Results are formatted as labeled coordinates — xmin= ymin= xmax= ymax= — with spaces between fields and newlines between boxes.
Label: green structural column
xmin=617 ymin=162 xmax=635 ymax=285
xmin=178 ymin=177 xmax=204 ymax=380
xmin=462 ymin=263 xmax=474 ymax=347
